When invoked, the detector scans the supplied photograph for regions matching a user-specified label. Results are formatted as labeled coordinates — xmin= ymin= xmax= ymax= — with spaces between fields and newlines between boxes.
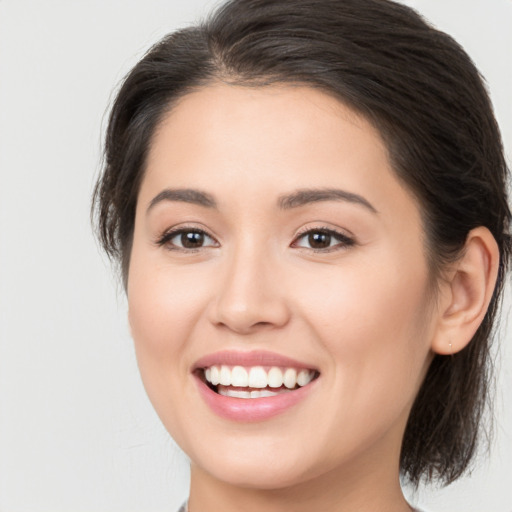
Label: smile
xmin=203 ymin=365 xmax=317 ymax=399
xmin=193 ymin=351 xmax=319 ymax=421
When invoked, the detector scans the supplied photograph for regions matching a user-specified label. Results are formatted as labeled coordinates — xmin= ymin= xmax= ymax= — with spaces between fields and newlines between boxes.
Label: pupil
xmin=309 ymin=232 xmax=330 ymax=248
xmin=181 ymin=231 xmax=204 ymax=248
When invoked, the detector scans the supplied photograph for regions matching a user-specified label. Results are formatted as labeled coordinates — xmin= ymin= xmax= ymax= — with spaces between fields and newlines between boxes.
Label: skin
xmin=127 ymin=84 xmax=499 ymax=512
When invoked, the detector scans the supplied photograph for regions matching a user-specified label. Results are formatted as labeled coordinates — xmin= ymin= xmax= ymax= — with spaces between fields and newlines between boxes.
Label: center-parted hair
xmin=93 ymin=0 xmax=511 ymax=486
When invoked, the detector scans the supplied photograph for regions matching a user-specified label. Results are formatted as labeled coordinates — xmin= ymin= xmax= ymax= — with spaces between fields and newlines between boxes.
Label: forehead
xmin=141 ymin=84 xmax=420 ymax=225
xmin=149 ymin=84 xmax=384 ymax=158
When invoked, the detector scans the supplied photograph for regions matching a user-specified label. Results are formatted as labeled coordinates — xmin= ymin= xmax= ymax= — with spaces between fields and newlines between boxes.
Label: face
xmin=128 ymin=84 xmax=438 ymax=489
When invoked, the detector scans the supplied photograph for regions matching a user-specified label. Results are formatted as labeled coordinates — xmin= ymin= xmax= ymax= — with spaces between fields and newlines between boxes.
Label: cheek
xmin=286 ymin=257 xmax=434 ymax=459
xmin=126 ymin=256 xmax=214 ymax=440
xmin=126 ymin=237 xmax=208 ymax=393
xmin=128 ymin=264 xmax=205 ymax=358
xmin=299 ymin=259 xmax=429 ymax=337
xmin=294 ymin=251 xmax=433 ymax=396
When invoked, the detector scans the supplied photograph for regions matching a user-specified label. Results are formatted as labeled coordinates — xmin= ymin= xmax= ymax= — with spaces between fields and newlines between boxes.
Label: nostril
xmin=214 ymin=315 xmax=280 ymax=335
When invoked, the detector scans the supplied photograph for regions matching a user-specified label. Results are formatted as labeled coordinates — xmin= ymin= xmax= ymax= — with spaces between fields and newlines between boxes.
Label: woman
xmin=92 ymin=0 xmax=511 ymax=510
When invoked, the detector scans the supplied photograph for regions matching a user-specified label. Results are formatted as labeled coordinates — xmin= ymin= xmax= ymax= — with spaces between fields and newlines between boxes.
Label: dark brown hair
xmin=92 ymin=0 xmax=511 ymax=486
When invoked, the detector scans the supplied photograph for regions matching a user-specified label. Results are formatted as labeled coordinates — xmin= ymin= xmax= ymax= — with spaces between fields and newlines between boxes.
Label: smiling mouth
xmin=198 ymin=365 xmax=319 ymax=399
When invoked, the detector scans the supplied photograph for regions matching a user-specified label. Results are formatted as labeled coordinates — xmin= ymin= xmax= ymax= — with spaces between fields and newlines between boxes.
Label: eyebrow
xmin=147 ymin=188 xmax=217 ymax=213
xmin=147 ymin=187 xmax=377 ymax=214
xmin=278 ymin=188 xmax=378 ymax=213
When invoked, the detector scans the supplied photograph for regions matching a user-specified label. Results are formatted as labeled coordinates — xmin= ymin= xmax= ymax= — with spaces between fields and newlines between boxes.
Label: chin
xmin=182 ymin=430 xmax=331 ymax=490
xmin=200 ymin=456 xmax=314 ymax=490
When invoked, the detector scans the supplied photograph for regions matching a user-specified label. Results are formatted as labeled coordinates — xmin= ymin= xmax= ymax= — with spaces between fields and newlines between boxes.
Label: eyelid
xmin=155 ymin=224 xmax=220 ymax=251
xmin=291 ymin=225 xmax=356 ymax=252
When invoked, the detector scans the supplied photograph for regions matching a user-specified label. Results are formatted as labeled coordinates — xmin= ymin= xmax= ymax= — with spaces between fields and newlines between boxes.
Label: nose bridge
xmin=211 ymin=236 xmax=290 ymax=333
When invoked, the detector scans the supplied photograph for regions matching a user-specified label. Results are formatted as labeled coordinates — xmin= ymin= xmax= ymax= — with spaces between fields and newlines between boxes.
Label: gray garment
xmin=179 ymin=502 xmax=424 ymax=511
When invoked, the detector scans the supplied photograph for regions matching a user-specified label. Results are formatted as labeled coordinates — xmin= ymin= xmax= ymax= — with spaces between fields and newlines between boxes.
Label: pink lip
xmin=192 ymin=350 xmax=319 ymax=422
xmin=193 ymin=350 xmax=317 ymax=371
xmin=195 ymin=375 xmax=317 ymax=422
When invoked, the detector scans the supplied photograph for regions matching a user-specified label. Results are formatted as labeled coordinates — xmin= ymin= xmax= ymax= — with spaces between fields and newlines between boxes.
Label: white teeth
xmin=203 ymin=365 xmax=316 ymax=391
xmin=217 ymin=388 xmax=290 ymax=399
xmin=231 ymin=366 xmax=249 ymax=387
xmin=283 ymin=368 xmax=297 ymax=389
xmin=297 ymin=369 xmax=314 ymax=387
xmin=219 ymin=365 xmax=231 ymax=386
xmin=260 ymin=389 xmax=286 ymax=397
xmin=219 ymin=388 xmax=252 ymax=399
xmin=217 ymin=387 xmax=292 ymax=399
xmin=248 ymin=366 xmax=267 ymax=388
xmin=267 ymin=367 xmax=283 ymax=388
xmin=210 ymin=366 xmax=220 ymax=385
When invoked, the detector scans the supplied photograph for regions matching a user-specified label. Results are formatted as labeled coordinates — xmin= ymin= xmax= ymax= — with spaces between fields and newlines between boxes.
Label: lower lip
xmin=195 ymin=375 xmax=317 ymax=422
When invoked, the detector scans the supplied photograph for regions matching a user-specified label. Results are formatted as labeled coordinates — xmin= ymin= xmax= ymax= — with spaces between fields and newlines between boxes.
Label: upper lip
xmin=193 ymin=350 xmax=318 ymax=371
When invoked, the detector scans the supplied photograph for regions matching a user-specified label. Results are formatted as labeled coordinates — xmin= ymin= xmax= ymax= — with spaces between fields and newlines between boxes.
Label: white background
xmin=0 ymin=1 xmax=510 ymax=511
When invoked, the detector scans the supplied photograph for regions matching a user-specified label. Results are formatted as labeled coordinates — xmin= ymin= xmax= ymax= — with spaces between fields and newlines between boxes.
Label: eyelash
xmin=291 ymin=226 xmax=355 ymax=253
xmin=155 ymin=226 xmax=355 ymax=253
xmin=155 ymin=226 xmax=219 ymax=252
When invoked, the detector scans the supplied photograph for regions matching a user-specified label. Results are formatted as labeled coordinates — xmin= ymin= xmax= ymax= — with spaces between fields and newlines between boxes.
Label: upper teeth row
xmin=204 ymin=365 xmax=315 ymax=389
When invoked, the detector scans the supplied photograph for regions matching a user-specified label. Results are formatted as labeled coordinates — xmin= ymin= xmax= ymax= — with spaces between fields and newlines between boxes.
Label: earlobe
xmin=431 ymin=227 xmax=500 ymax=355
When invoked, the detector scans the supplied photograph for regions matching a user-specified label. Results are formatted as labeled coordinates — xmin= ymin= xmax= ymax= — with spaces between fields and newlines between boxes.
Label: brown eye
xmin=180 ymin=231 xmax=206 ymax=248
xmin=308 ymin=232 xmax=332 ymax=249
xmin=293 ymin=228 xmax=355 ymax=252
xmin=157 ymin=228 xmax=218 ymax=251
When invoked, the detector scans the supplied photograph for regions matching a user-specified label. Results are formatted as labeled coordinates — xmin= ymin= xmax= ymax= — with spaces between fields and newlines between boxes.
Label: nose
xmin=208 ymin=244 xmax=291 ymax=335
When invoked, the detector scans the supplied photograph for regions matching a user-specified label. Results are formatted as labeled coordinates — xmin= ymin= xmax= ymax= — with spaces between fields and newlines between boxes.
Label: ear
xmin=431 ymin=227 xmax=500 ymax=355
